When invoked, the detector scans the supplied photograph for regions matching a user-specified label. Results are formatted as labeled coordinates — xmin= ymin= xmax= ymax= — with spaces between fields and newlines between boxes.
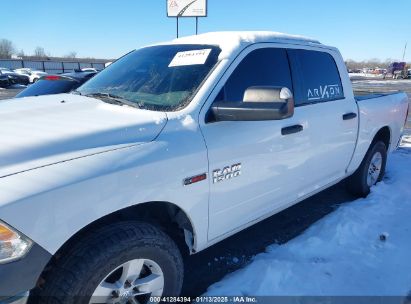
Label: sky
xmin=1 ymin=0 xmax=410 ymax=62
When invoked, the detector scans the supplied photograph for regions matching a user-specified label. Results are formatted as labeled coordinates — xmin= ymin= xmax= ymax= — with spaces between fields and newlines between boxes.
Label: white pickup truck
xmin=0 ymin=32 xmax=409 ymax=304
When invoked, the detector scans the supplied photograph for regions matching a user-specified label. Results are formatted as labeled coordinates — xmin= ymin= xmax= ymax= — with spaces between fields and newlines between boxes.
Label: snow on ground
xmin=206 ymin=142 xmax=411 ymax=297
xmin=353 ymin=79 xmax=411 ymax=86
xmin=349 ymin=73 xmax=384 ymax=80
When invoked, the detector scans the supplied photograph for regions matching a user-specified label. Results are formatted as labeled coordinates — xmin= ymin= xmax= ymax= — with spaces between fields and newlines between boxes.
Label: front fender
xmin=0 ymin=123 xmax=209 ymax=255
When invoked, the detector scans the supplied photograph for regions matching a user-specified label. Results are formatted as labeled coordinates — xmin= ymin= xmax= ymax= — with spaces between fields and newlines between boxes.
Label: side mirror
xmin=211 ymin=86 xmax=294 ymax=122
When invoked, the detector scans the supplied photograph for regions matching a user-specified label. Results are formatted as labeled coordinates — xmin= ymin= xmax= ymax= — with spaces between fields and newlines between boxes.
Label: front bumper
xmin=0 ymin=243 xmax=51 ymax=302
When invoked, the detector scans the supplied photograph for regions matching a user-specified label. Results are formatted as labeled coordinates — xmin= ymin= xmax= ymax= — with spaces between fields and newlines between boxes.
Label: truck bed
xmin=345 ymin=89 xmax=409 ymax=179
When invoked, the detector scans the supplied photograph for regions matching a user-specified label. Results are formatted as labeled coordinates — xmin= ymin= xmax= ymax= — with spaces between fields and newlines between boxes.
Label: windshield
xmin=76 ymin=44 xmax=221 ymax=111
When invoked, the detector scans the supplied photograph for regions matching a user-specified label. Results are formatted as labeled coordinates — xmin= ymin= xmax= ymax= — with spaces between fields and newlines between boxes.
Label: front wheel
xmin=31 ymin=221 xmax=184 ymax=304
xmin=347 ymin=141 xmax=387 ymax=197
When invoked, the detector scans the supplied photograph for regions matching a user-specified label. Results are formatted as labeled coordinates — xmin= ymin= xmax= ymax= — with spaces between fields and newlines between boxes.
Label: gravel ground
xmin=1 ymin=79 xmax=410 ymax=296
xmin=0 ymin=84 xmax=26 ymax=100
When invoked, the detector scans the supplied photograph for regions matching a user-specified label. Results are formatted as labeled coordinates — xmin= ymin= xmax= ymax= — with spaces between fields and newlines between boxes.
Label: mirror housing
xmin=211 ymin=86 xmax=294 ymax=122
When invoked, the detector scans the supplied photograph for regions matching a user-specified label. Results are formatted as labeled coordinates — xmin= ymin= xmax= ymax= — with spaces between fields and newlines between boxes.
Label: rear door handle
xmin=343 ymin=112 xmax=357 ymax=120
xmin=281 ymin=124 xmax=303 ymax=136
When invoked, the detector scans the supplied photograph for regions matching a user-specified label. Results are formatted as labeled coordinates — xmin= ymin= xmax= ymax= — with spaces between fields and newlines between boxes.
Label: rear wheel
xmin=347 ymin=141 xmax=387 ymax=197
xmin=30 ymin=221 xmax=184 ymax=304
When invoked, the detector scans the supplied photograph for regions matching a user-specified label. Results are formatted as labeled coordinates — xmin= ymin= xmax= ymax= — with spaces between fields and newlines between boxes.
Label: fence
xmin=0 ymin=59 xmax=108 ymax=74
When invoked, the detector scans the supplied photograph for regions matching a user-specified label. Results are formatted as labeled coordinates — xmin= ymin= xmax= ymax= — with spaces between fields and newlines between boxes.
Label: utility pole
xmin=403 ymin=42 xmax=407 ymax=61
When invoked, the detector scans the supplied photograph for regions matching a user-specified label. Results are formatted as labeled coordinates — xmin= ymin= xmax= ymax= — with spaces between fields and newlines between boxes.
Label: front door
xmin=200 ymin=46 xmax=312 ymax=240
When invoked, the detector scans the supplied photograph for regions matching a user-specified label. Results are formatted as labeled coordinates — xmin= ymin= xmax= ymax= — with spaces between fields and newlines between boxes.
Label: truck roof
xmin=165 ymin=31 xmax=323 ymax=59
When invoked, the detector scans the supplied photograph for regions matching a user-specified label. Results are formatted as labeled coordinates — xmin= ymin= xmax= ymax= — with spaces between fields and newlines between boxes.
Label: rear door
xmin=286 ymin=48 xmax=358 ymax=194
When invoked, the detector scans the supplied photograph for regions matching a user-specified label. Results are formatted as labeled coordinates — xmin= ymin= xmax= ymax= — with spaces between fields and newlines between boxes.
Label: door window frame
xmin=287 ymin=49 xmax=345 ymax=107
xmin=201 ymin=43 xmax=295 ymax=124
xmin=216 ymin=47 xmax=295 ymax=104
xmin=199 ymin=43 xmax=348 ymax=125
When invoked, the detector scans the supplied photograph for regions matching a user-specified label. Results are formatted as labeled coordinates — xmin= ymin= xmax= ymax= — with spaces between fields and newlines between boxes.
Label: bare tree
xmin=345 ymin=58 xmax=411 ymax=70
xmin=64 ymin=51 xmax=77 ymax=59
xmin=17 ymin=49 xmax=25 ymax=58
xmin=0 ymin=39 xmax=16 ymax=58
xmin=34 ymin=46 xmax=47 ymax=58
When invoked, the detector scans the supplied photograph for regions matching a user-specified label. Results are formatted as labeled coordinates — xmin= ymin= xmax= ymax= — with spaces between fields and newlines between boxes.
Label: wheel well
xmin=30 ymin=202 xmax=194 ymax=297
xmin=62 ymin=201 xmax=195 ymax=256
xmin=372 ymin=126 xmax=391 ymax=150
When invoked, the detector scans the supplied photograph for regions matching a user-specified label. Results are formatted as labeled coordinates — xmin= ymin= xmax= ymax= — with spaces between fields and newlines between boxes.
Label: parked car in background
xmin=384 ymin=62 xmax=409 ymax=79
xmin=0 ymin=73 xmax=9 ymax=88
xmin=372 ymin=68 xmax=386 ymax=75
xmin=14 ymin=68 xmax=47 ymax=83
xmin=15 ymin=71 xmax=97 ymax=98
xmin=80 ymin=67 xmax=98 ymax=72
xmin=0 ymin=68 xmax=30 ymax=86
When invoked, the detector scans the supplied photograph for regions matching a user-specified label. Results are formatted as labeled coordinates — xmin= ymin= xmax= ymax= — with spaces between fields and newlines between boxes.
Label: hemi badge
xmin=183 ymin=173 xmax=207 ymax=186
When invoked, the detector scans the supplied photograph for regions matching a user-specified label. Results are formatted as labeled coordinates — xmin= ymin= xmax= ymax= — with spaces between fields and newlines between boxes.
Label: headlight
xmin=0 ymin=220 xmax=32 ymax=264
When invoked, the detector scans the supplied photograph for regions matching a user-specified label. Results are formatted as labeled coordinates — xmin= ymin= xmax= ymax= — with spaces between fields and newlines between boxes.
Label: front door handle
xmin=343 ymin=112 xmax=357 ymax=120
xmin=281 ymin=124 xmax=303 ymax=136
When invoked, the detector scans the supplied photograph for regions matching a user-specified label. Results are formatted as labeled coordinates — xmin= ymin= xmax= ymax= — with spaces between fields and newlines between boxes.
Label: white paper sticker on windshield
xmin=169 ymin=49 xmax=212 ymax=67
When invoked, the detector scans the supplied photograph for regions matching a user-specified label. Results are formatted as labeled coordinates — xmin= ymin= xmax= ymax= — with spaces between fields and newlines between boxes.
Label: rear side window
xmin=288 ymin=49 xmax=344 ymax=106
xmin=217 ymin=48 xmax=293 ymax=102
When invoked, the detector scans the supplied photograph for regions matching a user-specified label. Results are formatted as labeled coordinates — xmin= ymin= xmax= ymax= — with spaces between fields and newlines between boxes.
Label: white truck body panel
xmin=347 ymin=94 xmax=409 ymax=173
xmin=0 ymin=123 xmax=210 ymax=254
xmin=0 ymin=32 xmax=408 ymax=257
xmin=0 ymin=94 xmax=167 ymax=178
xmin=199 ymin=43 xmax=360 ymax=240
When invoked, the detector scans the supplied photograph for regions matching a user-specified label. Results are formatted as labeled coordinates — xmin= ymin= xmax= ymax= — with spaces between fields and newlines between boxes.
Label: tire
xmin=30 ymin=221 xmax=183 ymax=304
xmin=347 ymin=141 xmax=387 ymax=197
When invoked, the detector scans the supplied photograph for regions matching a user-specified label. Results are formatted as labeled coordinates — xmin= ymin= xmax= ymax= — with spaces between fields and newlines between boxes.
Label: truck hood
xmin=0 ymin=94 xmax=167 ymax=178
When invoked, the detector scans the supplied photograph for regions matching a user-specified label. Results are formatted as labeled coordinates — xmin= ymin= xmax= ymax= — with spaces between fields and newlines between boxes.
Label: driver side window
xmin=216 ymin=48 xmax=293 ymax=102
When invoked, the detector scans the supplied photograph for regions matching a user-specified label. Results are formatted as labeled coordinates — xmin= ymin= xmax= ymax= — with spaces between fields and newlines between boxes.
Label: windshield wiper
xmin=85 ymin=92 xmax=139 ymax=108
